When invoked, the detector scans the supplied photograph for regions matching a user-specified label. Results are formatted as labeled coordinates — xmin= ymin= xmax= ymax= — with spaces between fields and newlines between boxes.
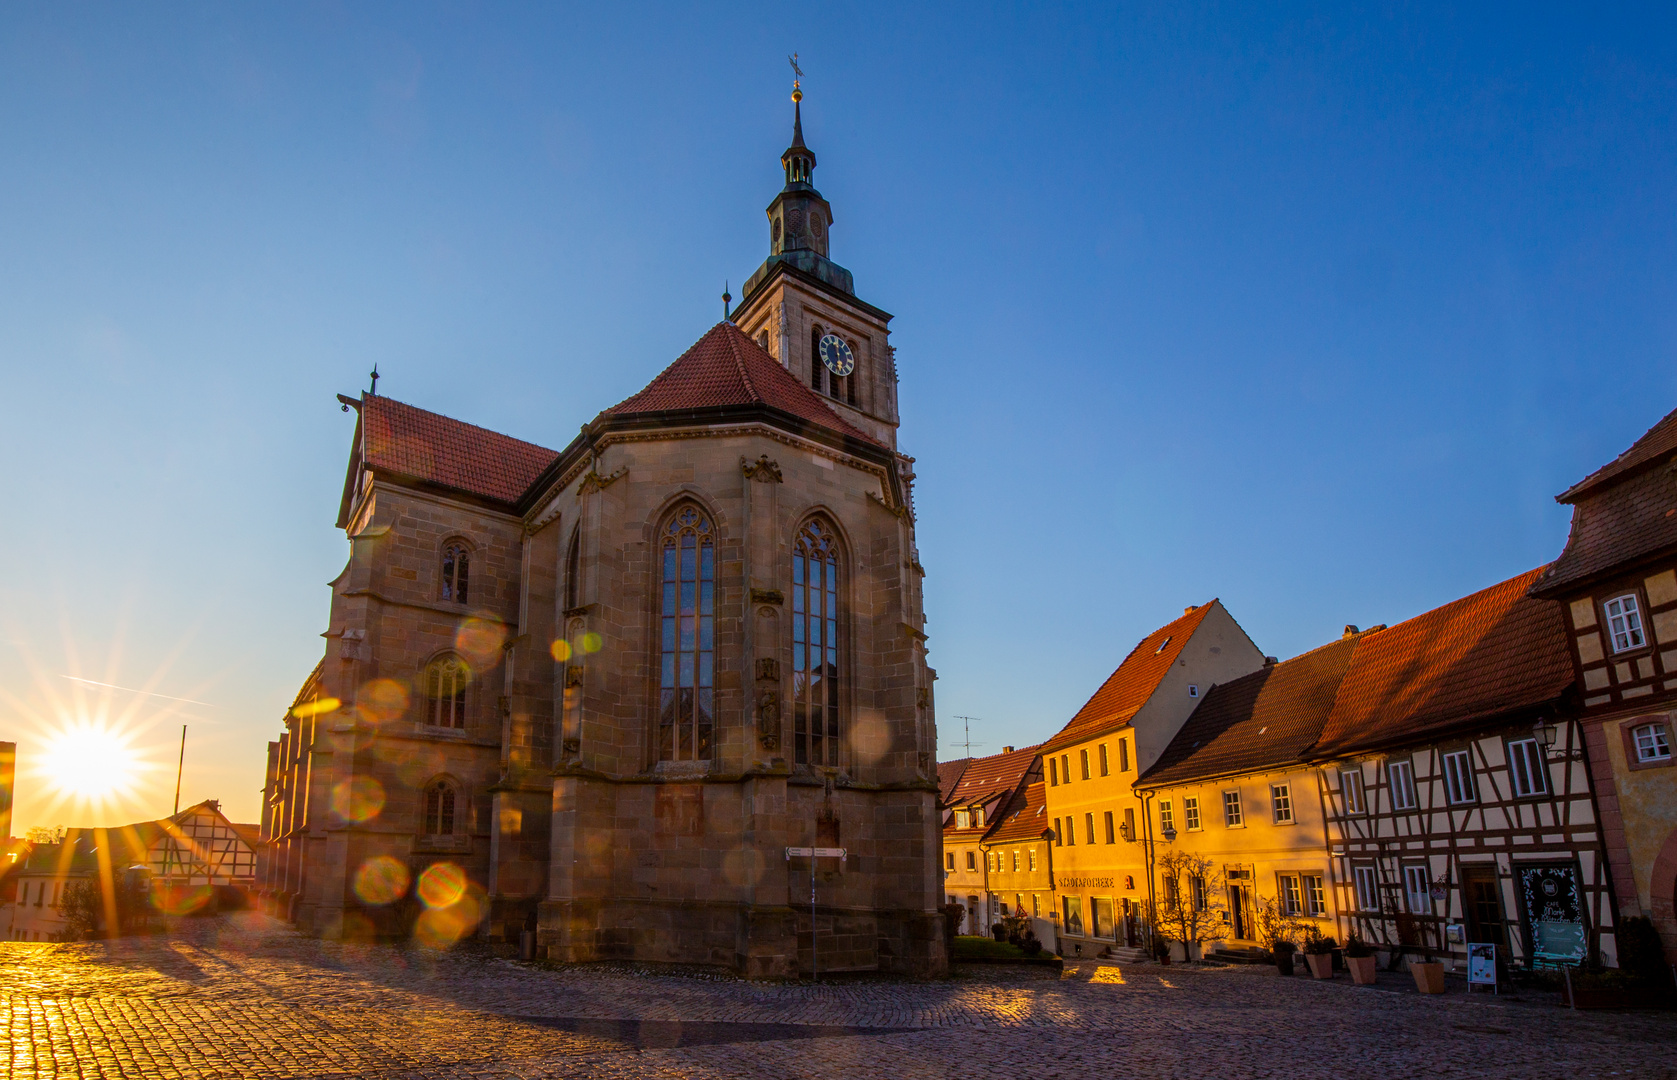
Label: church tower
xmin=732 ymin=83 xmax=900 ymax=449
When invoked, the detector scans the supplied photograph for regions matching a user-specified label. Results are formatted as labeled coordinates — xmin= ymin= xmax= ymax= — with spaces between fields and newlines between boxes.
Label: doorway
xmin=1462 ymin=865 xmax=1508 ymax=949
xmin=1228 ymin=884 xmax=1250 ymax=940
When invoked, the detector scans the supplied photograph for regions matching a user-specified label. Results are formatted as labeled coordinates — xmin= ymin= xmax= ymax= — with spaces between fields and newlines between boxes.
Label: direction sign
xmin=785 ymin=847 xmax=847 ymax=859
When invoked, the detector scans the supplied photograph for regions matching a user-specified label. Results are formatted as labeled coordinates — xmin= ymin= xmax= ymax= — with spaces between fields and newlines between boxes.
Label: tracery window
xmin=424 ymin=780 xmax=457 ymax=835
xmin=791 ymin=517 xmax=841 ymax=766
xmin=425 ymin=655 xmax=468 ymax=729
xmin=441 ymin=542 xmax=470 ymax=604
xmin=658 ymin=505 xmax=715 ymax=761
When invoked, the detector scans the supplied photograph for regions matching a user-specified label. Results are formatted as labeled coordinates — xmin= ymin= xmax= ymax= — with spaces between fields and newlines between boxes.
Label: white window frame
xmin=1028 ymin=849 xmax=1038 ymax=872
xmin=1442 ymin=749 xmax=1477 ymax=805
xmin=955 ymin=809 xmax=970 ymax=829
xmin=1633 ymin=722 xmax=1672 ymax=762
xmin=1278 ymin=873 xmax=1302 ymax=916
xmin=1340 ymin=768 xmax=1365 ymax=814
xmin=1604 ymin=593 xmax=1646 ymax=653
xmin=1354 ymin=865 xmax=1380 ymax=911
xmin=1507 ymin=737 xmax=1547 ymax=797
xmin=1403 ymin=864 xmax=1432 ymax=915
xmin=1183 ymin=796 xmax=1201 ymax=831
xmin=1389 ymin=759 xmax=1418 ymax=810
xmin=1223 ymin=790 xmax=1244 ymax=827
xmin=1302 ymin=874 xmax=1326 ymax=917
xmin=1159 ymin=801 xmax=1174 ymax=834
xmin=1271 ymin=783 xmax=1293 ymax=824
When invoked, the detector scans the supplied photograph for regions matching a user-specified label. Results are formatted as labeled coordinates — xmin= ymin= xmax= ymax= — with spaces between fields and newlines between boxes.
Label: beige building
xmin=1038 ymin=600 xmax=1266 ymax=956
xmin=980 ymin=780 xmax=1055 ymax=927
xmin=260 ymin=90 xmax=946 ymax=977
xmin=1137 ymin=634 xmax=1363 ymax=955
xmin=938 ymin=745 xmax=1038 ymax=933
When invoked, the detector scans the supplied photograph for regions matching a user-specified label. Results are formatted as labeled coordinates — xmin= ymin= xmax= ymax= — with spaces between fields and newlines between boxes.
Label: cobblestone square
xmin=2 ymin=916 xmax=1673 ymax=1079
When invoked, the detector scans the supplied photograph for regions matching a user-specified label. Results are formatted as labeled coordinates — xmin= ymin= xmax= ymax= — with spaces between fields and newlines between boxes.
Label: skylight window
xmin=1155 ymin=636 xmax=1171 ymax=654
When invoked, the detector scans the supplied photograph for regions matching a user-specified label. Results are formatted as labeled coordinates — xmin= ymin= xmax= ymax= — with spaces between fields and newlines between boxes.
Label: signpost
xmin=1468 ymin=943 xmax=1498 ymax=994
xmin=786 ymin=846 xmax=846 ymax=980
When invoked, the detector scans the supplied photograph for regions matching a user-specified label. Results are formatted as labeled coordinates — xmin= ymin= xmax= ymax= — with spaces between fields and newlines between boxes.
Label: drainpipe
xmin=1141 ymin=789 xmax=1158 ymax=957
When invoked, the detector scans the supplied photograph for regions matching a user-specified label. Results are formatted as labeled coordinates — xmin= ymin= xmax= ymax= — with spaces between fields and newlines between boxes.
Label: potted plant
xmin=1409 ymin=949 xmax=1446 ymax=994
xmin=1152 ymin=935 xmax=1173 ymax=965
xmin=1272 ymin=938 xmax=1298 ymax=976
xmin=1345 ymin=936 xmax=1378 ymax=985
xmin=1302 ymin=930 xmax=1336 ymax=979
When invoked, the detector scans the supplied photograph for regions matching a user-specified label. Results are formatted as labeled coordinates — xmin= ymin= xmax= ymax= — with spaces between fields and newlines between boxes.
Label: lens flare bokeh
xmin=549 ymin=638 xmax=572 ymax=662
xmin=352 ymin=856 xmax=411 ymax=906
xmin=455 ymin=619 xmax=507 ymax=669
xmin=331 ymin=776 xmax=386 ymax=823
xmin=417 ymin=861 xmax=468 ymax=909
xmin=357 ymin=679 xmax=409 ymax=722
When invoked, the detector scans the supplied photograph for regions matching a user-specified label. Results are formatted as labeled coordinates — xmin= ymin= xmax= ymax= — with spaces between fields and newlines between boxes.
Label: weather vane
xmin=789 ymin=53 xmax=803 ymax=99
xmin=368 ymin=363 xmax=380 ymax=396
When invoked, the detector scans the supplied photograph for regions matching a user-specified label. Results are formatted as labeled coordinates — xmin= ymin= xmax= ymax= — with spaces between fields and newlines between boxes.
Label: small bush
xmin=1345 ymin=936 xmax=1376 ymax=958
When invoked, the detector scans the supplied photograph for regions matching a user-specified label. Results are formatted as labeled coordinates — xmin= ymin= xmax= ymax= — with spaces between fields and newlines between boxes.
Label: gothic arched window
xmin=425 ymin=655 xmax=468 ymax=729
xmin=441 ymin=542 xmax=470 ymax=604
xmin=565 ymin=527 xmax=581 ymax=611
xmin=423 ymin=780 xmax=457 ymax=835
xmin=791 ymin=517 xmax=841 ymax=766
xmin=658 ymin=505 xmax=715 ymax=761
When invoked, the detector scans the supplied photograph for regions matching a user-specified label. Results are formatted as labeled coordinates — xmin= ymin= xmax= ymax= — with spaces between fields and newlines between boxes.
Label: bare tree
xmin=1154 ymin=850 xmax=1226 ymax=961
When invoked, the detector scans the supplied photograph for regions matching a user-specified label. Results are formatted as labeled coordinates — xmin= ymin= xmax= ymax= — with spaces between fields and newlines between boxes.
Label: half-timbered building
xmin=1313 ymin=567 xmax=1618 ymax=971
xmin=1530 ymin=406 xmax=1677 ymax=961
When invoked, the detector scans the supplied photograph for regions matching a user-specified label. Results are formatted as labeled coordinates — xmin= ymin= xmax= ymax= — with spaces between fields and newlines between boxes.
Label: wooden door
xmin=1462 ymin=866 xmax=1508 ymax=950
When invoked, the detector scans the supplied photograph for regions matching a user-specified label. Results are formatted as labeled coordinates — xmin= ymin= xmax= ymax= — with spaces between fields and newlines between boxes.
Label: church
xmin=258 ymin=86 xmax=947 ymax=977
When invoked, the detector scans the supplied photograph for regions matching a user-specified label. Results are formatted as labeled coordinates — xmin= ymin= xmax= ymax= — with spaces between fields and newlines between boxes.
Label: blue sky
xmin=2 ymin=3 xmax=1674 ymax=828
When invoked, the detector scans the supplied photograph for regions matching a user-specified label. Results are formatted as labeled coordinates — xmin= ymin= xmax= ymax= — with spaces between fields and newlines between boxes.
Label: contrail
xmin=58 ymin=675 xmax=216 ymax=708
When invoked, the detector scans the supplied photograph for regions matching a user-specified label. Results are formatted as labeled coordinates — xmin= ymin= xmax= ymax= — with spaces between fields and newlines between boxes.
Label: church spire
xmin=782 ymin=74 xmax=816 ymax=188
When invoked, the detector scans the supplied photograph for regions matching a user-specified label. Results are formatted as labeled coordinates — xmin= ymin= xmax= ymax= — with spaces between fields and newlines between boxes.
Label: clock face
xmin=818 ymin=334 xmax=855 ymax=376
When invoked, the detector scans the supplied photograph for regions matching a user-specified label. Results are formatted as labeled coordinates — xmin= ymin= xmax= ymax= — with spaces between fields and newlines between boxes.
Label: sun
xmin=39 ymin=720 xmax=144 ymax=803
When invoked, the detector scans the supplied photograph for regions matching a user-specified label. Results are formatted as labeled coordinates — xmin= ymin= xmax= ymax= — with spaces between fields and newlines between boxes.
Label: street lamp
xmin=1534 ymin=717 xmax=1559 ymax=750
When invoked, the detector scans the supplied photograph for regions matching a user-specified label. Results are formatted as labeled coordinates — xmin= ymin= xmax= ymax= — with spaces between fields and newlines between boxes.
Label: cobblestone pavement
xmin=3 ymin=915 xmax=1673 ymax=1079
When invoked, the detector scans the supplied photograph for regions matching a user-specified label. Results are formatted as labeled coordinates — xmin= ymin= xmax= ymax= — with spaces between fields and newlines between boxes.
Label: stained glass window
xmin=658 ymin=505 xmax=714 ymax=761
xmin=792 ymin=517 xmax=841 ymax=766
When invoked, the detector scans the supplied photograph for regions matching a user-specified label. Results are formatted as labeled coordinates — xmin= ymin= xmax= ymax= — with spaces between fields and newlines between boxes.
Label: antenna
xmin=951 ymin=716 xmax=986 ymax=759
xmin=173 ymin=724 xmax=186 ymax=816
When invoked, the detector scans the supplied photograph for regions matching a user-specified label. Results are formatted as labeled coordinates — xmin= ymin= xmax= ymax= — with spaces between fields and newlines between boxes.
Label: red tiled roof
xmin=1141 ymin=635 xmax=1360 ymax=787
xmin=1039 ymin=602 xmax=1217 ymax=754
xmin=1534 ymin=407 xmax=1677 ymax=595
xmin=1557 ymin=406 xmax=1677 ymax=504
xmin=1313 ymin=567 xmax=1573 ymax=757
xmin=938 ymin=758 xmax=973 ymax=804
xmin=1534 ymin=463 xmax=1677 ymax=595
xmin=947 ymin=745 xmax=1040 ymax=807
xmin=986 ymin=781 xmax=1050 ymax=844
xmin=361 ymin=395 xmax=559 ymax=505
xmin=607 ymin=322 xmax=881 ymax=446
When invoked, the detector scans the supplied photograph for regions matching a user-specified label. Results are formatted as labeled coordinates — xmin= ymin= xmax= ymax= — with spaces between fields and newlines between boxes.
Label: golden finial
xmin=789 ymin=53 xmax=803 ymax=102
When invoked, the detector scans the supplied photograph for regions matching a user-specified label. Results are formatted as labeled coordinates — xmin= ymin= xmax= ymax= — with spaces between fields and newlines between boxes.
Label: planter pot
xmin=1274 ymin=948 xmax=1296 ymax=976
xmin=1410 ymin=961 xmax=1446 ymax=994
xmin=1347 ymin=955 xmax=1378 ymax=985
xmin=1305 ymin=953 xmax=1334 ymax=979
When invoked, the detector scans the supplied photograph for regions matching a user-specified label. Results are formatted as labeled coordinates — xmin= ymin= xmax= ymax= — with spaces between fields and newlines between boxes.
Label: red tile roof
xmin=1557 ymin=406 xmax=1677 ymax=504
xmin=607 ymin=322 xmax=880 ymax=446
xmin=1312 ymin=567 xmax=1573 ymax=757
xmin=938 ymin=758 xmax=973 ymax=805
xmin=941 ymin=745 xmax=1040 ymax=837
xmin=986 ymin=781 xmax=1051 ymax=844
xmin=1141 ymin=634 xmax=1361 ymax=787
xmin=361 ymin=395 xmax=559 ymax=505
xmin=1534 ymin=407 xmax=1677 ymax=595
xmin=1039 ymin=602 xmax=1217 ymax=754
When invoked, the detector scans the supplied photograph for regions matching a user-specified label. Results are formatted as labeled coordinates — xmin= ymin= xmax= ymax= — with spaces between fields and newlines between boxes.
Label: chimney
xmin=1184 ymin=605 xmax=1197 ymax=615
xmin=1343 ymin=625 xmax=1360 ymax=638
xmin=1002 ymin=746 xmax=1015 ymax=753
xmin=1264 ymin=656 xmax=1278 ymax=666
